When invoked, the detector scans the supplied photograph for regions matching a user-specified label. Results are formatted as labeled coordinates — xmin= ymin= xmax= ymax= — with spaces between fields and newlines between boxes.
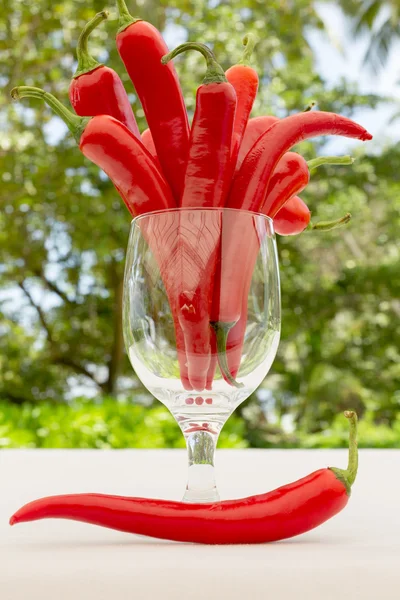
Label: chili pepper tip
xmin=9 ymin=515 xmax=17 ymax=526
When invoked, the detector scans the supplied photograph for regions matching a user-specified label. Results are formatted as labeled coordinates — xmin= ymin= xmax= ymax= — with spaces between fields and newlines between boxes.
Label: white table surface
xmin=1 ymin=449 xmax=399 ymax=599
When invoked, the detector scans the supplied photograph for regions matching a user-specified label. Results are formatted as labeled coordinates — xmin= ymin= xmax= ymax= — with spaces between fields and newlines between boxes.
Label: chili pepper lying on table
xmin=69 ymin=10 xmax=140 ymax=137
xmin=161 ymin=42 xmax=236 ymax=390
xmin=10 ymin=411 xmax=358 ymax=545
xmin=116 ymin=0 xmax=189 ymax=201
xmin=210 ymin=112 xmax=372 ymax=386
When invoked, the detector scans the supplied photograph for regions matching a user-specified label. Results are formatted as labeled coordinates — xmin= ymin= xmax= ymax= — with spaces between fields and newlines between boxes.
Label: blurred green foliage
xmin=0 ymin=0 xmax=399 ymax=446
xmin=1 ymin=397 xmax=399 ymax=448
xmin=0 ymin=398 xmax=247 ymax=449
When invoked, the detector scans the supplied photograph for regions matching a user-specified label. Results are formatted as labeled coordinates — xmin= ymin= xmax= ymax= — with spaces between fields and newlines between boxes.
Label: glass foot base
xmin=182 ymin=464 xmax=220 ymax=503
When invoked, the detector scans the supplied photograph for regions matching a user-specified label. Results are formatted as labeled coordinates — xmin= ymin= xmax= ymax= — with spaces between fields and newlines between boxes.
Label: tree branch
xmin=52 ymin=356 xmax=102 ymax=388
xmin=19 ymin=281 xmax=101 ymax=389
xmin=19 ymin=281 xmax=54 ymax=343
xmin=32 ymin=268 xmax=74 ymax=305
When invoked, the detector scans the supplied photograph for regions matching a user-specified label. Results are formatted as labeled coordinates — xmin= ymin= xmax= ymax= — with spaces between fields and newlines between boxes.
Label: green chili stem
xmin=73 ymin=11 xmax=108 ymax=78
xmin=210 ymin=322 xmax=243 ymax=388
xmin=330 ymin=411 xmax=358 ymax=494
xmin=307 ymin=155 xmax=354 ymax=171
xmin=310 ymin=212 xmax=351 ymax=231
xmin=10 ymin=86 xmax=89 ymax=143
xmin=116 ymin=0 xmax=141 ymax=34
xmin=162 ymin=42 xmax=227 ymax=85
xmin=239 ymin=33 xmax=257 ymax=66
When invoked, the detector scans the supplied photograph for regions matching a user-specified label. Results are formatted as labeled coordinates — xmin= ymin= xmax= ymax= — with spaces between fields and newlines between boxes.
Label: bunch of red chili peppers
xmin=10 ymin=2 xmax=370 ymax=544
xmin=11 ymin=1 xmax=372 ymax=392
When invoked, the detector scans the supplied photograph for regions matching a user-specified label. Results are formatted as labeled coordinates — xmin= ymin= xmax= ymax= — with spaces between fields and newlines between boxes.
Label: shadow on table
xmin=15 ymin=535 xmax=351 ymax=550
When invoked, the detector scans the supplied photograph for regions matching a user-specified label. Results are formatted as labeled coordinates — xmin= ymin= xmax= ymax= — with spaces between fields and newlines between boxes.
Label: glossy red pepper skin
xmin=225 ymin=37 xmax=259 ymax=173
xmin=69 ymin=11 xmax=139 ymax=137
xmin=181 ymin=81 xmax=236 ymax=207
xmin=81 ymin=117 xmax=174 ymax=216
xmin=141 ymin=128 xmax=162 ymax=170
xmin=116 ymin=3 xmax=189 ymax=200
xmin=229 ymin=112 xmax=372 ymax=212
xmin=10 ymin=413 xmax=357 ymax=544
xmin=263 ymin=152 xmax=310 ymax=217
xmin=274 ymin=195 xmax=311 ymax=236
xmin=70 ymin=66 xmax=140 ymax=137
xmin=236 ymin=115 xmax=279 ymax=171
xmin=12 ymin=87 xmax=174 ymax=217
xmin=162 ymin=43 xmax=236 ymax=390
xmin=214 ymin=153 xmax=309 ymax=380
xmin=8 ymin=470 xmax=346 ymax=544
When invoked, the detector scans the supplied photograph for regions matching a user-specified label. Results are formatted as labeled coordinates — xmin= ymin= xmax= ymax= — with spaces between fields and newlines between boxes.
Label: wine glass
xmin=123 ymin=208 xmax=280 ymax=503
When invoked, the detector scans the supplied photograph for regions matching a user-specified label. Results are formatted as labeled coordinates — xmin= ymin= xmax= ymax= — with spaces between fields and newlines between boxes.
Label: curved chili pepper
xmin=264 ymin=152 xmax=310 ymax=217
xmin=163 ymin=42 xmax=236 ymax=208
xmin=69 ymin=11 xmax=140 ymax=137
xmin=210 ymin=113 xmax=372 ymax=377
xmin=236 ymin=115 xmax=279 ymax=171
xmin=11 ymin=86 xmax=174 ymax=216
xmin=229 ymin=111 xmax=372 ymax=212
xmin=116 ymin=0 xmax=189 ymax=201
xmin=11 ymin=86 xmax=196 ymax=390
xmin=273 ymin=155 xmax=354 ymax=236
xmin=211 ymin=152 xmax=309 ymax=384
xmin=274 ymin=195 xmax=311 ymax=236
xmin=10 ymin=412 xmax=358 ymax=545
xmin=225 ymin=153 xmax=355 ymax=377
xmin=161 ymin=43 xmax=236 ymax=390
xmin=225 ymin=34 xmax=259 ymax=173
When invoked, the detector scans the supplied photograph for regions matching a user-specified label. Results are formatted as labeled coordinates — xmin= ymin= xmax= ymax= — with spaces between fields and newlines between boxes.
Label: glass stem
xmin=182 ymin=426 xmax=220 ymax=503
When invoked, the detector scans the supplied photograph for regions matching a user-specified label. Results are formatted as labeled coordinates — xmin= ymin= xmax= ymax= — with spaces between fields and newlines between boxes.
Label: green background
xmin=0 ymin=0 xmax=399 ymax=448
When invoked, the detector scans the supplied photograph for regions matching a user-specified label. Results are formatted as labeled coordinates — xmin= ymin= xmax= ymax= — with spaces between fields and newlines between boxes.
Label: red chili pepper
xmin=11 ymin=87 xmax=196 ymax=390
xmin=10 ymin=412 xmax=358 ymax=545
xmin=141 ymin=128 xmax=161 ymax=169
xmin=161 ymin=42 xmax=236 ymax=390
xmin=273 ymin=154 xmax=355 ymax=236
xmin=274 ymin=195 xmax=311 ymax=236
xmin=12 ymin=86 xmax=172 ymax=214
xmin=236 ymin=115 xmax=279 ymax=171
xmin=210 ymin=152 xmax=309 ymax=384
xmin=116 ymin=0 xmax=189 ymax=201
xmin=69 ymin=11 xmax=140 ymax=137
xmin=229 ymin=111 xmax=372 ymax=212
xmin=225 ymin=152 xmax=355 ymax=377
xmin=263 ymin=152 xmax=310 ymax=217
xmin=225 ymin=153 xmax=309 ymax=376
xmin=11 ymin=87 xmax=174 ymax=216
xmin=225 ymin=34 xmax=258 ymax=173
xmin=163 ymin=42 xmax=236 ymax=208
xmin=210 ymin=113 xmax=372 ymax=379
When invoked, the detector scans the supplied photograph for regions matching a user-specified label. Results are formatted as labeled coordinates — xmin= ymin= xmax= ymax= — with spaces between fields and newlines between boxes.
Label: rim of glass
xmin=131 ymin=206 xmax=274 ymax=227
